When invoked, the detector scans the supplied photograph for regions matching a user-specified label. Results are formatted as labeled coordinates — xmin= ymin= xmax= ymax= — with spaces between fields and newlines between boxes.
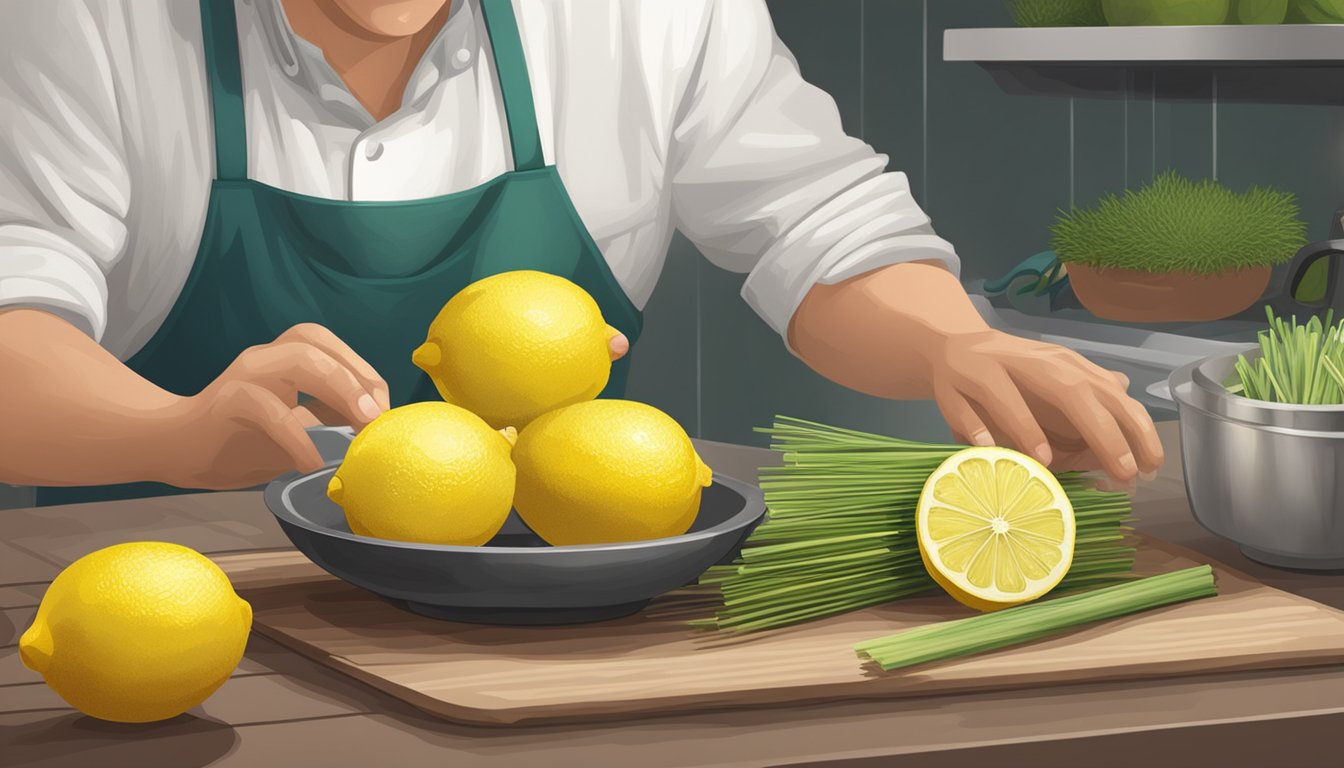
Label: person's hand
xmin=155 ymin=324 xmax=390 ymax=490
xmin=609 ymin=332 xmax=629 ymax=360
xmin=929 ymin=329 xmax=1164 ymax=483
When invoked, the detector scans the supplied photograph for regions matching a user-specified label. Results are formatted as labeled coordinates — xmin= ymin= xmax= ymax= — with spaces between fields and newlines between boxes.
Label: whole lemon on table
xmin=19 ymin=542 xmax=252 ymax=723
xmin=412 ymin=270 xmax=622 ymax=429
xmin=513 ymin=400 xmax=713 ymax=546
xmin=327 ymin=401 xmax=517 ymax=546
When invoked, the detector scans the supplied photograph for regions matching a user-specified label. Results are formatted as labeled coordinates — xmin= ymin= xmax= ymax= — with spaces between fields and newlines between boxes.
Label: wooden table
xmin=3 ymin=421 xmax=1343 ymax=768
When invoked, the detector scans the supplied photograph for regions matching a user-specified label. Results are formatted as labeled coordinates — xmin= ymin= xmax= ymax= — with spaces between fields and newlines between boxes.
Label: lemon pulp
xmin=916 ymin=446 xmax=1075 ymax=612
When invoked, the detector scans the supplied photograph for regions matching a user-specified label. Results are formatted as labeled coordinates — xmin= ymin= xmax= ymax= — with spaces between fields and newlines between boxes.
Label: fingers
xmin=1047 ymin=351 xmax=1162 ymax=476
xmin=936 ymin=328 xmax=1167 ymax=483
xmin=1095 ymin=385 xmax=1165 ymax=474
xmin=292 ymin=405 xmax=323 ymax=428
xmin=934 ymin=386 xmax=995 ymax=447
xmin=1050 ymin=390 xmax=1137 ymax=481
xmin=958 ymin=374 xmax=1053 ymax=466
xmin=239 ymin=343 xmax=381 ymax=427
xmin=1093 ymin=472 xmax=1138 ymax=495
xmin=219 ymin=382 xmax=323 ymax=473
xmin=277 ymin=324 xmax=391 ymax=411
xmin=609 ymin=332 xmax=630 ymax=361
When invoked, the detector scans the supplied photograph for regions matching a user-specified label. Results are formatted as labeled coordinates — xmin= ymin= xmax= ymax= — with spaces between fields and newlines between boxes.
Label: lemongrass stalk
xmin=689 ymin=416 xmax=1136 ymax=633
xmin=854 ymin=566 xmax=1217 ymax=671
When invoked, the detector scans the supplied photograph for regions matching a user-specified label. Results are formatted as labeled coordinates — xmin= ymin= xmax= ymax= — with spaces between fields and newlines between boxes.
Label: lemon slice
xmin=917 ymin=446 xmax=1075 ymax=612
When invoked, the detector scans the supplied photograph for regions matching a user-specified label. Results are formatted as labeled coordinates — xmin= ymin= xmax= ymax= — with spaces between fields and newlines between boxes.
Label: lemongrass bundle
xmin=1230 ymin=307 xmax=1344 ymax=404
xmin=689 ymin=416 xmax=1136 ymax=633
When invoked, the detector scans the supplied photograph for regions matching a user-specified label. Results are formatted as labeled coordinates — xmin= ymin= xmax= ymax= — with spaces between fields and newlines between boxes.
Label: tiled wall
xmin=627 ymin=0 xmax=1344 ymax=447
xmin=6 ymin=3 xmax=1342 ymax=508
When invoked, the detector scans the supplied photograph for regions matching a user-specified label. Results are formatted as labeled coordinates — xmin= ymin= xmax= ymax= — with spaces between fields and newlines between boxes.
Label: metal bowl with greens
xmin=1170 ymin=307 xmax=1344 ymax=570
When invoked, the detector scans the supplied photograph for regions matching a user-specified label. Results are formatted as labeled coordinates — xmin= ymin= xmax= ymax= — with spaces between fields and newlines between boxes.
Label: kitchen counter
xmin=3 ymin=421 xmax=1343 ymax=768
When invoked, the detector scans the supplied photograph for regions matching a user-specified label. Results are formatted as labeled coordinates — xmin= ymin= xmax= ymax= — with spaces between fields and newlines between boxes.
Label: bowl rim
xmin=1187 ymin=350 xmax=1344 ymax=413
xmin=264 ymin=466 xmax=767 ymax=555
xmin=1173 ymin=352 xmax=1344 ymax=430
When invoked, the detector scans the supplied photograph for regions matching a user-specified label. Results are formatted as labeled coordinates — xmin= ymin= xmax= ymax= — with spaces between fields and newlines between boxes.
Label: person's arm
xmin=668 ymin=0 xmax=1161 ymax=481
xmin=0 ymin=3 xmax=390 ymax=489
xmin=668 ymin=0 xmax=960 ymax=337
xmin=788 ymin=262 xmax=1163 ymax=480
xmin=0 ymin=309 xmax=389 ymax=488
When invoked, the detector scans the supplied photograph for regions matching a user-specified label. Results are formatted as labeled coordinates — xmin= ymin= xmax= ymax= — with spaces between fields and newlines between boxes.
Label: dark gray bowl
xmin=264 ymin=466 xmax=765 ymax=625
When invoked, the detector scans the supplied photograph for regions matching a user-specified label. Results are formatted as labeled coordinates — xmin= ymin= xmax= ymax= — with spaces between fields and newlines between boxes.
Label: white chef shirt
xmin=0 ymin=0 xmax=959 ymax=362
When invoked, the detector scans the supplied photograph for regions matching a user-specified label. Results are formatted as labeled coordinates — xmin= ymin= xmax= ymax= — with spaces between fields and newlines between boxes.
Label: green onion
xmin=686 ymin=416 xmax=1136 ymax=633
xmin=1231 ymin=306 xmax=1344 ymax=404
xmin=855 ymin=565 xmax=1217 ymax=671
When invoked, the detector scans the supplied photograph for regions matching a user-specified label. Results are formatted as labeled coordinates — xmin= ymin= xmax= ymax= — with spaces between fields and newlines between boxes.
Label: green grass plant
xmin=1051 ymin=171 xmax=1306 ymax=275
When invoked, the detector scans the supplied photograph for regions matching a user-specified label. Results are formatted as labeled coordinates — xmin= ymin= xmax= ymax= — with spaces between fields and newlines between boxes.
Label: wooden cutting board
xmin=215 ymin=536 xmax=1344 ymax=726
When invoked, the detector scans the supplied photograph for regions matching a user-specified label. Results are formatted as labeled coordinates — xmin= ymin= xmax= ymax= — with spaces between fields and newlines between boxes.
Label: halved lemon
xmin=916 ymin=446 xmax=1075 ymax=612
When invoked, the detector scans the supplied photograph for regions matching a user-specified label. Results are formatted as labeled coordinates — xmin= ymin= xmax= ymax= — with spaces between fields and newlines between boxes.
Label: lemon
xmin=327 ymin=401 xmax=517 ymax=546
xmin=18 ymin=542 xmax=252 ymax=723
xmin=412 ymin=270 xmax=621 ymax=429
xmin=512 ymin=400 xmax=713 ymax=546
xmin=916 ymin=446 xmax=1075 ymax=612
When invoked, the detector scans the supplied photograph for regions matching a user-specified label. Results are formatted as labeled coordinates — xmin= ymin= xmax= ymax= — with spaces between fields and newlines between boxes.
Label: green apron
xmin=36 ymin=0 xmax=641 ymax=506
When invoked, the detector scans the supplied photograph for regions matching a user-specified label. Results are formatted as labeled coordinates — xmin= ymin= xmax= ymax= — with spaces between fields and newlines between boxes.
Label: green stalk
xmin=686 ymin=416 xmax=1136 ymax=633
xmin=1232 ymin=307 xmax=1344 ymax=405
xmin=855 ymin=566 xmax=1217 ymax=671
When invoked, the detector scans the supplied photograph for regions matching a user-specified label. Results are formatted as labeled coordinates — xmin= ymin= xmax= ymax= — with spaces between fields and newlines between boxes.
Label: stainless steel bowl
xmin=1170 ymin=352 xmax=1344 ymax=569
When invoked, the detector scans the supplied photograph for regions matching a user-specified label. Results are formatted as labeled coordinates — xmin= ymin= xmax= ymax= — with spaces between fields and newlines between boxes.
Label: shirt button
xmin=453 ymin=48 xmax=472 ymax=68
xmin=364 ymin=142 xmax=384 ymax=161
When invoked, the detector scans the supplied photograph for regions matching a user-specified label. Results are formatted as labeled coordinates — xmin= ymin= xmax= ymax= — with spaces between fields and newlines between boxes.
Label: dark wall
xmin=626 ymin=0 xmax=1344 ymax=447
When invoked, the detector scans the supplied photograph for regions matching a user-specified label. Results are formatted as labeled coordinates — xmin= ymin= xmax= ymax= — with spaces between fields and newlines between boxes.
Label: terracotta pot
xmin=1064 ymin=263 xmax=1271 ymax=323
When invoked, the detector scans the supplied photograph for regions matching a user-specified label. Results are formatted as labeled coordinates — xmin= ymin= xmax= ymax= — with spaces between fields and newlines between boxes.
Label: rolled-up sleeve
xmin=0 ymin=0 xmax=129 ymax=340
xmin=669 ymin=0 xmax=958 ymax=339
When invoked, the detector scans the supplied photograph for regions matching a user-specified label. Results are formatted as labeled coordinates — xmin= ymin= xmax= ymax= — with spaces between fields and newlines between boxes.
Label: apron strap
xmin=200 ymin=0 xmax=249 ymax=181
xmin=479 ymin=0 xmax=545 ymax=172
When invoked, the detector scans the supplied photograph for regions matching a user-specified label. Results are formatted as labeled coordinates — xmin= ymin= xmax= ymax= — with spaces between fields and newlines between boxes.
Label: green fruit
xmin=1287 ymin=0 xmax=1344 ymax=22
xmin=1234 ymin=0 xmax=1288 ymax=22
xmin=1008 ymin=0 xmax=1106 ymax=26
xmin=1103 ymin=0 xmax=1230 ymax=24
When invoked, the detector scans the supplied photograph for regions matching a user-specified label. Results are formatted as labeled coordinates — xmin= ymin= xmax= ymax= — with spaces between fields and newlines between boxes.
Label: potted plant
xmin=1102 ymin=0 xmax=1230 ymax=25
xmin=1007 ymin=0 xmax=1106 ymax=26
xmin=1050 ymin=171 xmax=1307 ymax=323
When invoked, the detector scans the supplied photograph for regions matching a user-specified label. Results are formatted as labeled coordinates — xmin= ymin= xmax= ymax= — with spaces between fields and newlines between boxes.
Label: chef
xmin=0 ymin=0 xmax=1162 ymax=504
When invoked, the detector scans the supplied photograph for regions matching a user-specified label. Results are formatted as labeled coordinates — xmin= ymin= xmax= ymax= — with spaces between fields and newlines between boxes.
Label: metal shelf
xmin=944 ymin=24 xmax=1344 ymax=104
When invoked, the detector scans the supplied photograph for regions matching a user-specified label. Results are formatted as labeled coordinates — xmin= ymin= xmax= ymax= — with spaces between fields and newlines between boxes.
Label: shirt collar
xmin=250 ymin=0 xmax=479 ymax=125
